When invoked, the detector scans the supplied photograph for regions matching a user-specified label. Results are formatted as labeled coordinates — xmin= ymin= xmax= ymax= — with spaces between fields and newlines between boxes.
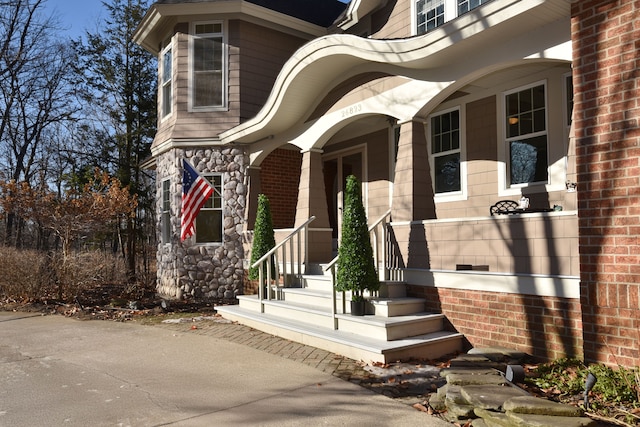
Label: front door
xmin=323 ymin=149 xmax=364 ymax=254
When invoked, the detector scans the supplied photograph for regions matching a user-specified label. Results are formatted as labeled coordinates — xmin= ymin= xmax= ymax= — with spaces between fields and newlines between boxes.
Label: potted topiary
xmin=249 ymin=194 xmax=276 ymax=293
xmin=336 ymin=175 xmax=379 ymax=315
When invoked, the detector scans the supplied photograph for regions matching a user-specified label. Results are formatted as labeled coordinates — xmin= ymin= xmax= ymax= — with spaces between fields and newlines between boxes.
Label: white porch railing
xmin=323 ymin=209 xmax=392 ymax=329
xmin=250 ymin=216 xmax=315 ymax=312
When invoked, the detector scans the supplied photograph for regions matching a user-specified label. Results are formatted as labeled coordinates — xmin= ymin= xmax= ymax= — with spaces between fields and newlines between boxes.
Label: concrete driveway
xmin=0 ymin=312 xmax=450 ymax=426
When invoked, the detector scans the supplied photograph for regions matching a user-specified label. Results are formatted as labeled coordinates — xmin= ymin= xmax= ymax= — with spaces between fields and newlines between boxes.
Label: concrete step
xmin=236 ymin=295 xmax=449 ymax=340
xmin=370 ymin=297 xmax=425 ymax=317
xmin=215 ymin=304 xmax=464 ymax=364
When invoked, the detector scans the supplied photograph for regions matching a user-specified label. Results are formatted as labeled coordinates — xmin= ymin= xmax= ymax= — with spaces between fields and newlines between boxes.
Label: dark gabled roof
xmin=247 ymin=0 xmax=348 ymax=27
xmin=155 ymin=0 xmax=349 ymax=27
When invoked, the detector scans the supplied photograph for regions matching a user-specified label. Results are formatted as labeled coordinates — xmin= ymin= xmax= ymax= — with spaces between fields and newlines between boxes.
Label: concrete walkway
xmin=0 ymin=312 xmax=451 ymax=426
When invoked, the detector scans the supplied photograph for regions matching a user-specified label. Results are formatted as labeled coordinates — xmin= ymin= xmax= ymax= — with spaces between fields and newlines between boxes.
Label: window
xmin=161 ymin=179 xmax=171 ymax=243
xmin=416 ymin=0 xmax=445 ymax=35
xmin=195 ymin=174 xmax=223 ymax=243
xmin=430 ymin=109 xmax=461 ymax=194
xmin=160 ymin=44 xmax=172 ymax=118
xmin=416 ymin=0 xmax=493 ymax=34
xmin=505 ymin=83 xmax=548 ymax=186
xmin=191 ymin=22 xmax=225 ymax=110
xmin=457 ymin=0 xmax=491 ymax=16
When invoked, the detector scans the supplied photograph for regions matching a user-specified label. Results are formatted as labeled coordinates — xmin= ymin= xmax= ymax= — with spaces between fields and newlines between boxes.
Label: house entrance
xmin=323 ymin=148 xmax=365 ymax=255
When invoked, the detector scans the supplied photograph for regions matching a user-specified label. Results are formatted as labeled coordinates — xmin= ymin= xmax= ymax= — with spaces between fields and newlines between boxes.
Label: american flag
xmin=181 ymin=160 xmax=214 ymax=241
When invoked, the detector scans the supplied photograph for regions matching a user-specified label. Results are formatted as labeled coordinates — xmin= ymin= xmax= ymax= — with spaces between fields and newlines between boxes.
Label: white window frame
xmin=160 ymin=41 xmax=172 ymax=119
xmin=161 ymin=179 xmax=171 ymax=244
xmin=413 ymin=0 xmax=492 ymax=35
xmin=189 ymin=21 xmax=227 ymax=112
xmin=500 ymin=80 xmax=549 ymax=191
xmin=195 ymin=173 xmax=224 ymax=245
xmin=428 ymin=106 xmax=467 ymax=202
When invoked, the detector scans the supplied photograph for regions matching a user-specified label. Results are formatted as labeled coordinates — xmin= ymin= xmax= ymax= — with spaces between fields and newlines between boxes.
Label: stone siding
xmin=155 ymin=147 xmax=247 ymax=300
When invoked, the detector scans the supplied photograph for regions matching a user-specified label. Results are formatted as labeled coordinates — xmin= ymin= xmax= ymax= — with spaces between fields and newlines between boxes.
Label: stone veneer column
xmin=573 ymin=0 xmax=640 ymax=367
xmin=155 ymin=147 xmax=247 ymax=300
xmin=295 ymin=148 xmax=332 ymax=264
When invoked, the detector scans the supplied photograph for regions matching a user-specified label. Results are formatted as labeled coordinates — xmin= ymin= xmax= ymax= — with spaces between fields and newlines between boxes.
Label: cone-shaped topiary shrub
xmin=249 ymin=194 xmax=276 ymax=281
xmin=336 ymin=175 xmax=379 ymax=302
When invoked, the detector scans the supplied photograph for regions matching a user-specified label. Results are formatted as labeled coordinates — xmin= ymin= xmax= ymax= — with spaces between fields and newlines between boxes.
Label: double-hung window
xmin=415 ymin=0 xmax=493 ymax=35
xmin=430 ymin=108 xmax=461 ymax=194
xmin=191 ymin=21 xmax=226 ymax=110
xmin=505 ymin=83 xmax=548 ymax=186
xmin=160 ymin=43 xmax=172 ymax=118
xmin=195 ymin=174 xmax=223 ymax=244
xmin=161 ymin=179 xmax=171 ymax=243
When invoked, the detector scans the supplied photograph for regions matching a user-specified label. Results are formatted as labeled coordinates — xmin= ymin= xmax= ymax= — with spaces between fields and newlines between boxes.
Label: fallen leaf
xmin=412 ymin=403 xmax=429 ymax=412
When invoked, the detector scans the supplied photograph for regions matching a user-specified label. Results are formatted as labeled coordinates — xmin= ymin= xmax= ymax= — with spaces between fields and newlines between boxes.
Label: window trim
xmin=498 ymin=80 xmax=550 ymax=192
xmin=194 ymin=173 xmax=224 ymax=245
xmin=428 ymin=106 xmax=467 ymax=202
xmin=161 ymin=178 xmax=171 ymax=244
xmin=189 ymin=20 xmax=228 ymax=112
xmin=413 ymin=0 xmax=493 ymax=35
xmin=160 ymin=41 xmax=173 ymax=119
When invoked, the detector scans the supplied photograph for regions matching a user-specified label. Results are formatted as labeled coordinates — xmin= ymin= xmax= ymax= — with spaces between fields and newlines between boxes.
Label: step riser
xmin=374 ymin=301 xmax=425 ymax=317
xmin=301 ymin=277 xmax=333 ymax=291
xmin=338 ymin=317 xmax=444 ymax=341
xmin=283 ymin=292 xmax=335 ymax=308
xmin=263 ymin=304 xmax=335 ymax=329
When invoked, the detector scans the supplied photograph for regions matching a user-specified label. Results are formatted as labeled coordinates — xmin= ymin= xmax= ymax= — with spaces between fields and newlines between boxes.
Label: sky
xmin=46 ymin=0 xmax=106 ymax=40
xmin=46 ymin=0 xmax=351 ymax=40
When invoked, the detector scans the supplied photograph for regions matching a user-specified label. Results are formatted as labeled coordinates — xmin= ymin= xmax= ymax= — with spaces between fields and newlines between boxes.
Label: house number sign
xmin=341 ymin=103 xmax=362 ymax=118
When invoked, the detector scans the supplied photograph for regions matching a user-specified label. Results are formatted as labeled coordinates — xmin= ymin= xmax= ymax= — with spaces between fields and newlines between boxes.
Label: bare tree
xmin=0 ymin=0 xmax=79 ymax=245
xmin=76 ymin=0 xmax=157 ymax=281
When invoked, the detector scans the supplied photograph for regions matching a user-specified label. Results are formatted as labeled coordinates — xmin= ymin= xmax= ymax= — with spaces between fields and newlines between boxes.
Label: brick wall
xmin=259 ymin=148 xmax=302 ymax=229
xmin=573 ymin=0 xmax=640 ymax=367
xmin=407 ymin=285 xmax=583 ymax=362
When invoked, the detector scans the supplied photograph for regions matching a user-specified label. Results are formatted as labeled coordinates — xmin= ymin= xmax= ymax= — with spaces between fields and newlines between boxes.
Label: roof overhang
xmin=335 ymin=0 xmax=388 ymax=31
xmin=133 ymin=1 xmax=329 ymax=55
xmin=220 ymin=0 xmax=572 ymax=145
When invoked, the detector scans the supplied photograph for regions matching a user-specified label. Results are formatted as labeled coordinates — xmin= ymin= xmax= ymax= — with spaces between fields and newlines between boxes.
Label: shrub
xmin=249 ymin=194 xmax=276 ymax=281
xmin=0 ymin=247 xmax=131 ymax=302
xmin=336 ymin=175 xmax=379 ymax=301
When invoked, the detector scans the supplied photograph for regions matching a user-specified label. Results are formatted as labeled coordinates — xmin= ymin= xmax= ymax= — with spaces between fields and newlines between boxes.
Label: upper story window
xmin=430 ymin=108 xmax=461 ymax=194
xmin=504 ymin=82 xmax=548 ymax=186
xmin=416 ymin=0 xmax=492 ymax=35
xmin=161 ymin=179 xmax=171 ymax=243
xmin=191 ymin=21 xmax=226 ymax=110
xmin=160 ymin=43 xmax=172 ymax=118
xmin=195 ymin=174 xmax=223 ymax=244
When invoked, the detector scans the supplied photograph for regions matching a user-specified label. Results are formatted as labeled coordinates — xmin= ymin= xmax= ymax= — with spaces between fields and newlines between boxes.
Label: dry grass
xmin=0 ymin=247 xmax=130 ymax=302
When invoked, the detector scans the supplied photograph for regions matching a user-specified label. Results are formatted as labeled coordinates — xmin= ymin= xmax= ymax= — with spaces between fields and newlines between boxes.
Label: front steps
xmin=215 ymin=276 xmax=464 ymax=364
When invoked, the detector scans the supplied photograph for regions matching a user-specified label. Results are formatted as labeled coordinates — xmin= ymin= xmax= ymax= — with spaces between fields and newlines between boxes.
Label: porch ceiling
xmin=220 ymin=0 xmax=571 ymax=145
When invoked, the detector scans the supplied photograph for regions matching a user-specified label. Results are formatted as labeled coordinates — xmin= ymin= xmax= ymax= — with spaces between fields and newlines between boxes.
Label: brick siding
xmin=573 ymin=0 xmax=640 ymax=367
xmin=259 ymin=148 xmax=302 ymax=229
xmin=407 ymin=285 xmax=583 ymax=362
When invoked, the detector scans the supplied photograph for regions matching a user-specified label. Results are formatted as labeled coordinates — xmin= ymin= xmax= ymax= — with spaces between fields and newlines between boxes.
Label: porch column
xmin=245 ymin=165 xmax=261 ymax=228
xmin=295 ymin=148 xmax=332 ymax=264
xmin=390 ymin=120 xmax=435 ymax=270
xmin=392 ymin=120 xmax=436 ymax=221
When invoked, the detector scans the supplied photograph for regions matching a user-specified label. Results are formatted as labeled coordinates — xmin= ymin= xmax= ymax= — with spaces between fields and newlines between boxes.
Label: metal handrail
xmin=251 ymin=216 xmax=316 ymax=311
xmin=323 ymin=209 xmax=392 ymax=329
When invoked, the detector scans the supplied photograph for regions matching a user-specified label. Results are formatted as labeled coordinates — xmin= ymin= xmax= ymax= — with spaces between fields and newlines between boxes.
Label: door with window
xmin=323 ymin=149 xmax=364 ymax=253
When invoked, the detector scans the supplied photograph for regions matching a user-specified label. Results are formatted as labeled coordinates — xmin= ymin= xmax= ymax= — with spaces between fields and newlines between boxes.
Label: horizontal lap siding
xmin=235 ymin=20 xmax=307 ymax=121
xmin=390 ymin=214 xmax=579 ymax=276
